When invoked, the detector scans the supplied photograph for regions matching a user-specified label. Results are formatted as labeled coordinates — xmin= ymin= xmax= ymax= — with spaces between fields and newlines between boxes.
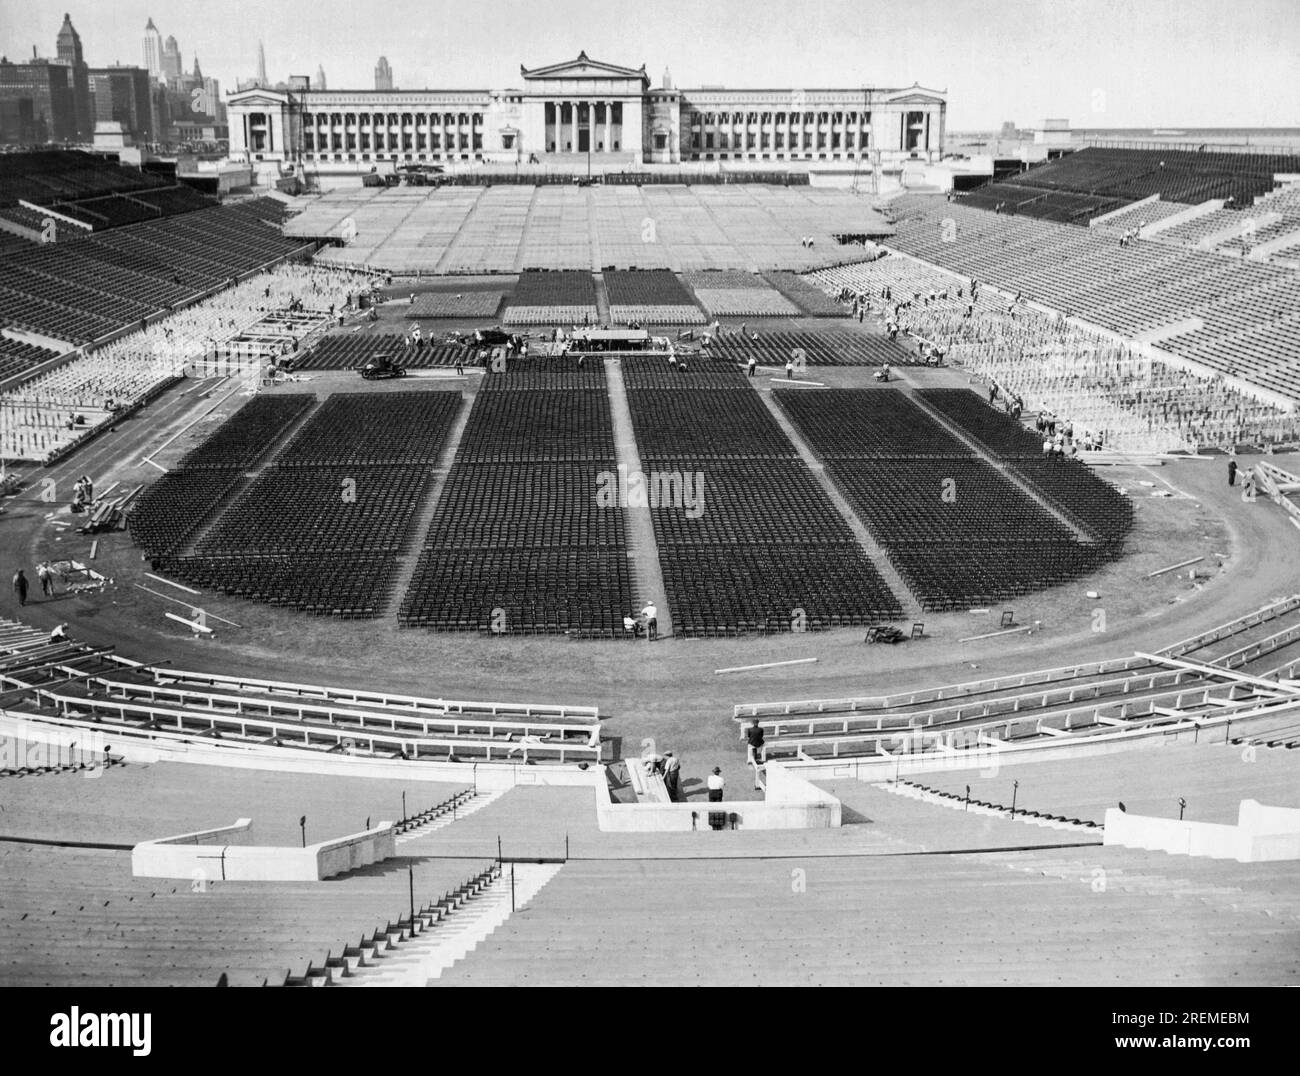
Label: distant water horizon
xmin=953 ymin=126 xmax=1300 ymax=141
xmin=949 ymin=126 xmax=1300 ymax=153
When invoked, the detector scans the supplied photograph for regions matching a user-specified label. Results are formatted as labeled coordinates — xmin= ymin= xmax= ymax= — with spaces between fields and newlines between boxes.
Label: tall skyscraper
xmin=0 ymin=56 xmax=78 ymax=142
xmin=256 ymin=41 xmax=268 ymax=87
xmin=162 ymin=35 xmax=182 ymax=83
xmin=89 ymin=65 xmax=154 ymax=141
xmin=53 ymin=12 xmax=92 ymax=139
xmin=142 ymin=18 xmax=162 ymax=79
xmin=315 ymin=65 xmax=327 ymax=91
xmin=375 ymin=55 xmax=393 ymax=91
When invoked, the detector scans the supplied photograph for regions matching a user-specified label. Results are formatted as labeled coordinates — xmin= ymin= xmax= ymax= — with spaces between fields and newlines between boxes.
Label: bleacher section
xmin=625 ymin=361 xmax=901 ymax=634
xmin=0 ymin=150 xmax=165 ymax=207
xmin=0 ymin=199 xmax=311 ymax=349
xmin=738 ymin=594 xmax=1300 ymax=762
xmin=883 ymin=197 xmax=1300 ymax=403
xmin=429 ymin=848 xmax=1300 ymax=985
xmin=1 ymin=264 xmax=370 ymax=462
xmin=0 ymin=622 xmax=602 ymax=765
xmin=807 ymin=254 xmax=1300 ymax=451
xmin=962 ymin=146 xmax=1300 ymax=224
xmin=0 ymin=843 xmax=500 ymax=987
xmin=400 ymin=366 xmax=633 ymax=635
xmin=776 ymin=388 xmax=1124 ymax=609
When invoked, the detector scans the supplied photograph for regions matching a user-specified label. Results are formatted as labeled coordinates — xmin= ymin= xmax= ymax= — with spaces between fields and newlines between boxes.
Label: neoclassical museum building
xmin=226 ymin=52 xmax=946 ymax=173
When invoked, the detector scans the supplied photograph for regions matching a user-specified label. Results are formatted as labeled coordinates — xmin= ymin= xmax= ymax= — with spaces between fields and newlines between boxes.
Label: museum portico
xmin=225 ymin=51 xmax=946 ymax=172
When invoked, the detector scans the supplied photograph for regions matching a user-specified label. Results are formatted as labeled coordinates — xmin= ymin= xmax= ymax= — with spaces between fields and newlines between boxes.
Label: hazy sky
xmin=2 ymin=0 xmax=1296 ymax=129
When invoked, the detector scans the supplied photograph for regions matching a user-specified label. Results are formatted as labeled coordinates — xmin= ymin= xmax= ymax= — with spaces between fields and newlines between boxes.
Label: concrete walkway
xmin=604 ymin=358 xmax=672 ymax=638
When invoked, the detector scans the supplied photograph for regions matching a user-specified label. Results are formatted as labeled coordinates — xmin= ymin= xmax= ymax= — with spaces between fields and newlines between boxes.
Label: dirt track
xmin=3 ymin=347 xmax=1297 ymax=804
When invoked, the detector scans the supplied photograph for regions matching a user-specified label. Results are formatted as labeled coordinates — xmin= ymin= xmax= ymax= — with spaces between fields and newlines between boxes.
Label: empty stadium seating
xmin=882 ymin=197 xmax=1300 ymax=404
xmin=287 ymin=183 xmax=891 ymax=273
xmin=776 ymin=388 xmax=1126 ymax=610
xmin=132 ymin=390 xmax=465 ymax=618
xmin=0 ymin=200 xmax=310 ymax=348
xmin=503 ymin=269 xmax=599 ymax=324
xmin=628 ymin=376 xmax=901 ymax=634
xmin=175 ymin=393 xmax=316 ymax=471
xmin=0 ymin=150 xmax=165 ymax=207
xmin=292 ymin=332 xmax=470 ymax=370
xmin=808 ymin=253 xmax=1300 ymax=450
xmin=605 ymin=269 xmax=705 ymax=324
xmin=704 ymin=326 xmax=913 ymax=367
xmin=963 ymin=146 xmax=1300 ymax=224
xmin=401 ymin=365 xmax=633 ymax=635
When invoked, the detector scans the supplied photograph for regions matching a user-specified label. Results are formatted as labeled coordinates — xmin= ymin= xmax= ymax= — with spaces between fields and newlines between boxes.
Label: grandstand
xmin=959 ymin=146 xmax=1300 ymax=224
xmin=6 ymin=125 xmax=1300 ymax=997
xmin=881 ymin=196 xmax=1300 ymax=406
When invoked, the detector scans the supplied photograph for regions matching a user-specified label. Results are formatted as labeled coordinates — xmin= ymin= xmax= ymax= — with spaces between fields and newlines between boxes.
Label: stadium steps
xmin=286 ymin=863 xmax=505 ymax=986
xmin=754 ymin=386 xmax=921 ymax=620
xmin=886 ymin=779 xmax=1099 ymax=832
xmin=384 ymin=387 xmax=475 ymax=621
xmin=170 ymin=392 xmax=324 ymax=560
xmin=339 ymin=862 xmax=561 ymax=985
xmin=604 ymin=358 xmax=674 ymax=637
xmin=433 ymin=188 xmax=489 ymax=274
xmin=394 ymin=789 xmax=505 ymax=843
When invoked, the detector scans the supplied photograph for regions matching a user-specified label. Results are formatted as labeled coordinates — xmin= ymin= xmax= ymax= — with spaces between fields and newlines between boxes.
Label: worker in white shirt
xmin=707 ymin=767 xmax=725 ymax=803
xmin=641 ymin=601 xmax=658 ymax=641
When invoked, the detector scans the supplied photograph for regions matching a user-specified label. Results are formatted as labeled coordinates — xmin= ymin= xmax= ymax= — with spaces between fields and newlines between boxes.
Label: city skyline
xmin=0 ymin=0 xmax=1296 ymax=129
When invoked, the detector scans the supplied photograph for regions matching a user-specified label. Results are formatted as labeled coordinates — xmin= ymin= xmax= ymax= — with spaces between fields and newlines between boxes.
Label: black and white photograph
xmin=0 ymin=0 xmax=1297 ymax=1036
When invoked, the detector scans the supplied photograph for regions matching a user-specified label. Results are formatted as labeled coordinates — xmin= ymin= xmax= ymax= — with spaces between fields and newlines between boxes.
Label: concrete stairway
xmin=343 ymin=862 xmax=563 ymax=985
xmin=395 ymin=790 xmax=505 ymax=844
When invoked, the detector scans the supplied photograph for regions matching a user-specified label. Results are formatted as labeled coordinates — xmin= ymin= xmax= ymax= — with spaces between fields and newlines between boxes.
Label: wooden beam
xmin=1147 ymin=556 xmax=1204 ymax=578
xmin=716 ymin=657 xmax=819 ymax=675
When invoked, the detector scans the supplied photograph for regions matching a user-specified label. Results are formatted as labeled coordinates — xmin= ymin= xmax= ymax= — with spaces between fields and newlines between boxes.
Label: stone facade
xmin=226 ymin=52 xmax=945 ymax=173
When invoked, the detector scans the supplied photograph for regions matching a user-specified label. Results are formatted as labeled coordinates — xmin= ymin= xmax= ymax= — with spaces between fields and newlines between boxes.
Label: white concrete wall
xmin=132 ymin=819 xmax=398 ymax=880
xmin=1103 ymin=798 xmax=1300 ymax=862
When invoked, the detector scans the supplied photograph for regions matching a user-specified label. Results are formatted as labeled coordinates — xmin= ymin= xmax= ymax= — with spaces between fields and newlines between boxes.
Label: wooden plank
xmin=716 ymin=657 xmax=818 ymax=674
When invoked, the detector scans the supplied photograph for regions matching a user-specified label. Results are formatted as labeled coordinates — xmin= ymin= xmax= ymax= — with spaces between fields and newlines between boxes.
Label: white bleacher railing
xmin=100 ymin=657 xmax=599 ymax=723
xmin=737 ymin=593 xmax=1300 ymax=724
xmin=74 ymin=671 xmax=599 ymax=745
xmin=1157 ymin=593 xmax=1300 ymax=657
xmin=38 ymin=689 xmax=601 ymax=764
